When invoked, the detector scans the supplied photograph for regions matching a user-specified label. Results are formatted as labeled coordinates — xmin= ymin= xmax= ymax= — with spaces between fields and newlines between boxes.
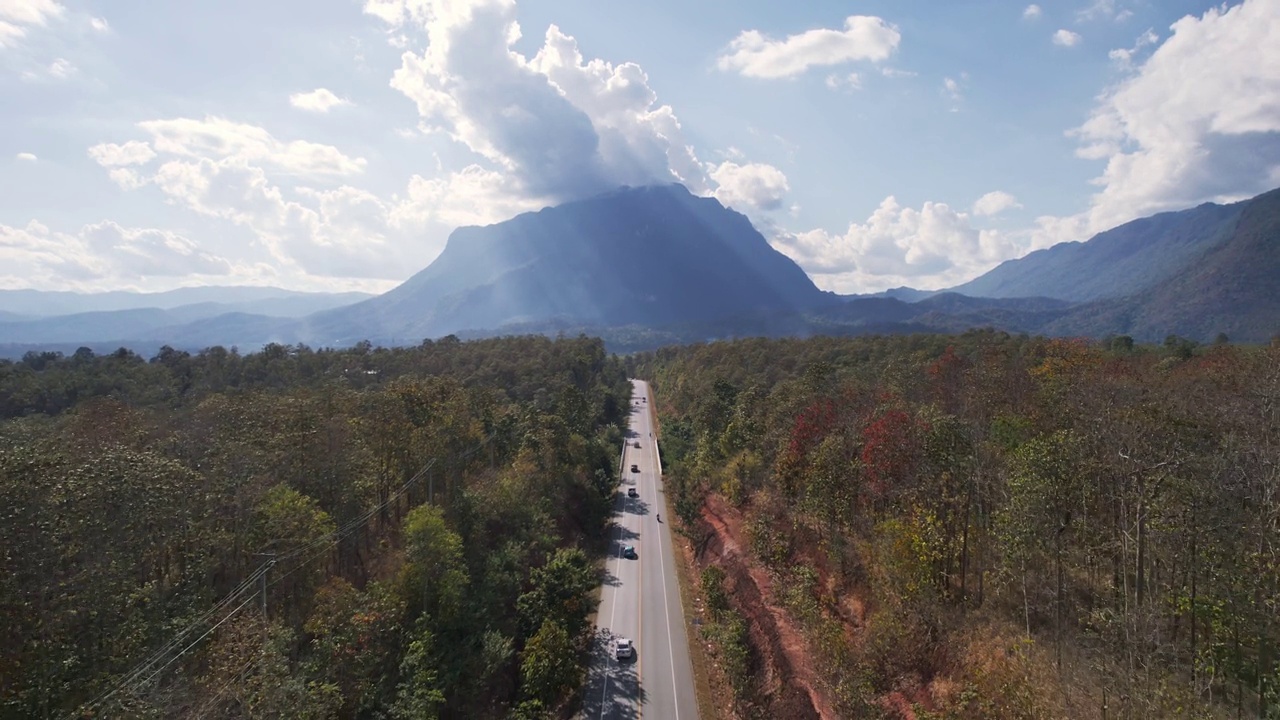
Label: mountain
xmin=841 ymin=286 xmax=938 ymax=303
xmin=950 ymin=200 xmax=1243 ymax=301
xmin=307 ymin=184 xmax=834 ymax=345
xmin=0 ymin=287 xmax=372 ymax=317
xmin=1044 ymin=187 xmax=1280 ymax=342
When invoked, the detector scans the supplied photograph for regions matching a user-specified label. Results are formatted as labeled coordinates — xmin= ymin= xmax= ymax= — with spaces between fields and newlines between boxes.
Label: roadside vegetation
xmin=0 ymin=335 xmax=630 ymax=719
xmin=634 ymin=330 xmax=1280 ymax=719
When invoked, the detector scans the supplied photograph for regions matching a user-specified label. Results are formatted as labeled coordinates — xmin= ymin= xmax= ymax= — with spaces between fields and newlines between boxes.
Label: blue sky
xmin=2 ymin=0 xmax=1278 ymax=294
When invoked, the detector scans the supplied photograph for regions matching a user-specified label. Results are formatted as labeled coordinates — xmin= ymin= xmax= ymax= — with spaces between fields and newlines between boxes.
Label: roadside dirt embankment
xmin=693 ymin=494 xmax=840 ymax=720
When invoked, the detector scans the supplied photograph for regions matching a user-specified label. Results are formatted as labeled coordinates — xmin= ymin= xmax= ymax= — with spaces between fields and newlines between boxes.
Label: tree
xmin=519 ymin=620 xmax=579 ymax=708
xmin=516 ymin=547 xmax=596 ymax=640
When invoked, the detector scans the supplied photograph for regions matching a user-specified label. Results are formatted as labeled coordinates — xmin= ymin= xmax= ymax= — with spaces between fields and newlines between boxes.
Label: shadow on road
xmin=579 ymin=627 xmax=645 ymax=720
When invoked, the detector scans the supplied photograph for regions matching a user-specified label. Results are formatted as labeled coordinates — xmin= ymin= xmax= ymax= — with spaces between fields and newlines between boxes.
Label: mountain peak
xmin=310 ymin=183 xmax=829 ymax=345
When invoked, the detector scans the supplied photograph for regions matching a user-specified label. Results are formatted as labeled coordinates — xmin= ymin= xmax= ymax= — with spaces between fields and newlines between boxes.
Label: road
xmin=581 ymin=379 xmax=699 ymax=720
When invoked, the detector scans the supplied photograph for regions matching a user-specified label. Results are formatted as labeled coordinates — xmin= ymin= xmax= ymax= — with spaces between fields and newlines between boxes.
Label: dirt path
xmin=697 ymin=495 xmax=843 ymax=720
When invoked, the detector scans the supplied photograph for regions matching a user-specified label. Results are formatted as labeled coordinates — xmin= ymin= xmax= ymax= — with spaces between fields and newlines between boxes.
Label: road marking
xmin=598 ymin=465 xmax=625 ymax=720
xmin=649 ymin=395 xmax=681 ymax=720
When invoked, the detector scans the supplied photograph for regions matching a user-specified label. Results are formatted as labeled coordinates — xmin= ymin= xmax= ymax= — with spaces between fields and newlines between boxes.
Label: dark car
xmin=630 ymin=464 xmax=639 ymax=472
xmin=633 ymin=441 xmax=641 ymax=448
xmin=622 ymin=545 xmax=637 ymax=559
xmin=627 ymin=487 xmax=639 ymax=498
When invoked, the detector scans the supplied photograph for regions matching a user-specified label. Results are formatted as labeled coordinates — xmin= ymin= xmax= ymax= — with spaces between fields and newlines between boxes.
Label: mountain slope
xmin=950 ymin=201 xmax=1243 ymax=301
xmin=1044 ymin=187 xmax=1280 ymax=341
xmin=308 ymin=184 xmax=833 ymax=344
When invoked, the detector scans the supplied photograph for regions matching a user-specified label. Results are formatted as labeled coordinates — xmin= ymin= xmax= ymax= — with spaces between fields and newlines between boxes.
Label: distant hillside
xmin=950 ymin=201 xmax=1243 ymax=301
xmin=307 ymin=184 xmax=834 ymax=345
xmin=0 ymin=287 xmax=372 ymax=317
xmin=1044 ymin=187 xmax=1280 ymax=342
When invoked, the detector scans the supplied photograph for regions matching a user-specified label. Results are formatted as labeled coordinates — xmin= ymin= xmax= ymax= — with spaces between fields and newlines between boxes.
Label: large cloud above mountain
xmin=370 ymin=0 xmax=708 ymax=203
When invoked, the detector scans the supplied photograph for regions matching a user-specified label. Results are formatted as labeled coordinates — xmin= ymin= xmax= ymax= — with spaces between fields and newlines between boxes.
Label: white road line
xmin=599 ymin=478 xmax=624 ymax=719
xmin=653 ymin=417 xmax=681 ymax=720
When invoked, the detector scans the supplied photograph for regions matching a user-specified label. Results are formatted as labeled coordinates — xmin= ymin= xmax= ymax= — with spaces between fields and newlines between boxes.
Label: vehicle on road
xmin=633 ymin=441 xmax=641 ymax=448
xmin=627 ymin=487 xmax=638 ymax=498
xmin=615 ymin=638 xmax=634 ymax=659
xmin=622 ymin=545 xmax=637 ymax=559
xmin=630 ymin=464 xmax=639 ymax=472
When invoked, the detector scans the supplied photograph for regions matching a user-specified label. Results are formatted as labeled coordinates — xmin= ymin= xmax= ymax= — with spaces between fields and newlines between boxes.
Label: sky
xmin=2 ymin=0 xmax=1279 ymax=295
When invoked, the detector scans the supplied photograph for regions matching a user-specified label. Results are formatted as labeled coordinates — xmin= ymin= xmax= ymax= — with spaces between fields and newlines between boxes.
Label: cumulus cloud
xmin=1023 ymin=5 xmax=1043 ymax=20
xmin=942 ymin=76 xmax=963 ymax=108
xmin=772 ymin=196 xmax=1019 ymax=293
xmin=1052 ymin=29 xmax=1082 ymax=47
xmin=47 ymin=57 xmax=73 ymax=78
xmin=1078 ymin=0 xmax=1132 ymax=23
xmin=0 ymin=0 xmax=63 ymax=26
xmin=824 ymin=72 xmax=861 ymax=91
xmin=710 ymin=162 xmax=790 ymax=212
xmin=89 ymin=16 xmax=108 ymax=32
xmin=0 ymin=0 xmax=64 ymax=47
xmin=88 ymin=140 xmax=157 ymax=167
xmin=1108 ymin=28 xmax=1158 ymax=69
xmin=373 ymin=0 xmax=706 ymax=202
xmin=15 ymin=152 xmax=37 ymax=161
xmin=289 ymin=88 xmax=352 ymax=113
xmin=1065 ymin=0 xmax=1280 ymax=234
xmin=0 ymin=218 xmax=234 ymax=289
xmin=89 ymin=111 xmax=544 ymax=281
xmin=137 ymin=116 xmax=366 ymax=176
xmin=972 ymin=191 xmax=1022 ymax=216
xmin=716 ymin=16 xmax=900 ymax=79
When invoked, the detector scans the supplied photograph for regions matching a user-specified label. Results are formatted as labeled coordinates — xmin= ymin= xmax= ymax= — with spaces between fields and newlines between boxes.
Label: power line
xmin=67 ymin=431 xmax=495 ymax=718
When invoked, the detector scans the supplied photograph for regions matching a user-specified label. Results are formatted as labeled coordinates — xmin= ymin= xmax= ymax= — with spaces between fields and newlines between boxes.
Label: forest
xmin=0 ymin=335 xmax=631 ymax=719
xmin=633 ymin=331 xmax=1280 ymax=719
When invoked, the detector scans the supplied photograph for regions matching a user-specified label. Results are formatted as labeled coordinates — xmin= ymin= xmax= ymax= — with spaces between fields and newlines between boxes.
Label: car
xmin=633 ymin=441 xmax=641 ymax=448
xmin=622 ymin=545 xmax=637 ymax=559
xmin=627 ymin=487 xmax=638 ymax=498
xmin=630 ymin=464 xmax=639 ymax=472
xmin=615 ymin=638 xmax=634 ymax=659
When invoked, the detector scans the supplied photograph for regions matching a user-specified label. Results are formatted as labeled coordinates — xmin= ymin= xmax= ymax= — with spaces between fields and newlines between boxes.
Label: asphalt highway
xmin=580 ymin=379 xmax=698 ymax=720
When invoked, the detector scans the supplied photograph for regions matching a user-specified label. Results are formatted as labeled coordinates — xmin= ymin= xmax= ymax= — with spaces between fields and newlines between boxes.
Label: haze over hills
xmin=0 ymin=286 xmax=373 ymax=317
xmin=0 ymin=289 xmax=372 ymax=347
xmin=2 ymin=184 xmax=1278 ymax=358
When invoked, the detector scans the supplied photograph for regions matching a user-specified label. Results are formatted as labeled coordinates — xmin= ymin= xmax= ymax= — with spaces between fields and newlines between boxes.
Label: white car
xmin=615 ymin=638 xmax=634 ymax=660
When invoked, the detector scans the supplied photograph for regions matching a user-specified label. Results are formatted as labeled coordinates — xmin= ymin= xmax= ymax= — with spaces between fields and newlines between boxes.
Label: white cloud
xmin=47 ymin=57 xmax=73 ymax=78
xmin=89 ymin=16 xmax=107 ymax=33
xmin=716 ymin=16 xmax=901 ymax=79
xmin=0 ymin=0 xmax=63 ymax=47
xmin=1062 ymin=0 xmax=1280 ymax=236
xmin=942 ymin=76 xmax=964 ymax=110
xmin=710 ymin=161 xmax=790 ymax=212
xmin=0 ymin=218 xmax=234 ymax=289
xmin=15 ymin=152 xmax=36 ymax=161
xmin=880 ymin=66 xmax=917 ymax=78
xmin=1078 ymin=0 xmax=1131 ymax=22
xmin=289 ymin=88 xmax=352 ymax=113
xmin=88 ymin=140 xmax=157 ymax=167
xmin=136 ymin=117 xmax=366 ymax=176
xmin=972 ymin=191 xmax=1022 ymax=216
xmin=824 ymin=72 xmax=861 ymax=91
xmin=1108 ymin=28 xmax=1158 ymax=69
xmin=90 ymin=111 xmax=544 ymax=281
xmin=1023 ymin=5 xmax=1043 ymax=20
xmin=772 ymin=196 xmax=1019 ymax=293
xmin=0 ymin=0 xmax=64 ymax=26
xmin=1052 ymin=29 xmax=1082 ymax=47
xmin=375 ymin=0 xmax=706 ymax=202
